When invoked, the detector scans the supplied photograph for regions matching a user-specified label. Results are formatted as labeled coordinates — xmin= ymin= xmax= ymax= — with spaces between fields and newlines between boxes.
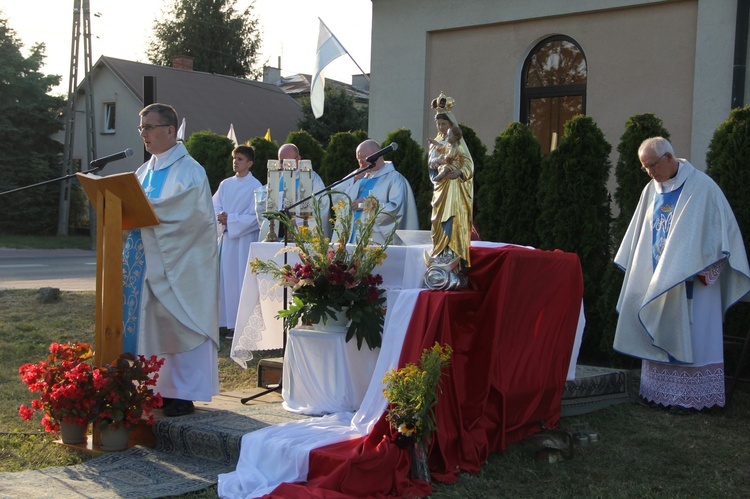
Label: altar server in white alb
xmin=340 ymin=139 xmax=419 ymax=244
xmin=213 ymin=145 xmax=262 ymax=335
xmin=613 ymin=136 xmax=750 ymax=414
xmin=123 ymin=103 xmax=220 ymax=418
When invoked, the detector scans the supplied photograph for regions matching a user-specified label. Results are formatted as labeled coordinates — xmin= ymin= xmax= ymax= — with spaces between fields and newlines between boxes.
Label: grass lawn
xmin=1 ymin=289 xmax=749 ymax=498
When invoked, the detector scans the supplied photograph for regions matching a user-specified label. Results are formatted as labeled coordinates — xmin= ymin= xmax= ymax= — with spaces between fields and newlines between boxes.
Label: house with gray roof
xmin=68 ymin=56 xmax=303 ymax=176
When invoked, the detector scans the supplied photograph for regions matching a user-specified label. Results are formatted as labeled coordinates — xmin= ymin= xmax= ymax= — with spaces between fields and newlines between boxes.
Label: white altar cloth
xmin=230 ymin=242 xmax=430 ymax=367
xmin=282 ymin=327 xmax=380 ymax=415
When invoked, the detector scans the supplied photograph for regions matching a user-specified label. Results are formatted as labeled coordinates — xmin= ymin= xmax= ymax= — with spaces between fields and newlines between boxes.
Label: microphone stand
xmin=239 ymin=161 xmax=378 ymax=404
xmin=0 ymin=162 xmax=107 ymax=197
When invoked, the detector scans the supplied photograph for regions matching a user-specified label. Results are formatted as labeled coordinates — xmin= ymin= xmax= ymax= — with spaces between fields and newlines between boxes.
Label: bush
xmin=319 ymin=130 xmax=368 ymax=185
xmin=476 ymin=122 xmax=541 ymax=246
xmin=285 ymin=130 xmax=325 ymax=170
xmin=185 ymin=131 xmax=234 ymax=193
xmin=247 ymin=136 xmax=279 ymax=185
xmin=458 ymin=123 xmax=487 ymax=222
xmin=537 ymin=115 xmax=612 ymax=363
xmin=382 ymin=128 xmax=430 ymax=229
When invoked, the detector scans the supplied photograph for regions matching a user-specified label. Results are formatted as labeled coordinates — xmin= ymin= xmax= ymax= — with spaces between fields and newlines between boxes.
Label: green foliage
xmin=0 ymin=17 xmax=65 ymax=235
xmin=537 ymin=115 xmax=612 ymax=363
xmin=285 ymin=130 xmax=325 ymax=171
xmin=613 ymin=113 xmax=670 ymax=246
xmin=147 ymin=0 xmax=262 ymax=78
xmin=296 ymin=85 xmax=368 ymax=145
xmin=185 ymin=131 xmax=234 ymax=192
xmin=706 ymin=105 xmax=750 ymax=342
xmin=247 ymin=136 xmax=279 ymax=184
xmin=458 ymin=123 xmax=487 ymax=220
xmin=382 ymin=128 xmax=431 ymax=229
xmin=318 ymin=130 xmax=368 ymax=185
xmin=476 ymin=122 xmax=542 ymax=246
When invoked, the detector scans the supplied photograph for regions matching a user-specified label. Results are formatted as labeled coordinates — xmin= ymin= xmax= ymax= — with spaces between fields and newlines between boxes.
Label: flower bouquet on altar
xmin=249 ymin=195 xmax=396 ymax=350
xmin=382 ymin=342 xmax=453 ymax=482
xmin=18 ymin=341 xmax=98 ymax=433
xmin=94 ymin=352 xmax=164 ymax=431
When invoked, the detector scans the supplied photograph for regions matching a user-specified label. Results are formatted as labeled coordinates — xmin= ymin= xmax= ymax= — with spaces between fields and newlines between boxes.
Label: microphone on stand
xmin=90 ymin=148 xmax=134 ymax=169
xmin=365 ymin=142 xmax=398 ymax=164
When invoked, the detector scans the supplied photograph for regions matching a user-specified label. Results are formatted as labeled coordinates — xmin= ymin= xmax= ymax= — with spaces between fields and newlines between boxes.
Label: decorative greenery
xmin=18 ymin=342 xmax=98 ymax=432
xmin=94 ymin=353 xmax=164 ymax=431
xmin=382 ymin=342 xmax=453 ymax=448
xmin=249 ymin=196 xmax=396 ymax=350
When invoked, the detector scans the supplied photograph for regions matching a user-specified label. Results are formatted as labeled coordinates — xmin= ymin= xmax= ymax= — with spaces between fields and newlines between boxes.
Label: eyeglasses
xmin=137 ymin=124 xmax=171 ymax=133
xmin=641 ymin=152 xmax=667 ymax=172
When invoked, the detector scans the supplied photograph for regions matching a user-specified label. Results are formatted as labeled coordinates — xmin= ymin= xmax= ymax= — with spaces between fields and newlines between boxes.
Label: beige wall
xmin=371 ymin=0 xmax=739 ymax=171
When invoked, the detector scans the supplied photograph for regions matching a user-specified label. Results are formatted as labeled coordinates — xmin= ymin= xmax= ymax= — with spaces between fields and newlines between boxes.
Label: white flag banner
xmin=177 ymin=118 xmax=186 ymax=141
xmin=311 ymin=19 xmax=348 ymax=119
xmin=227 ymin=123 xmax=238 ymax=146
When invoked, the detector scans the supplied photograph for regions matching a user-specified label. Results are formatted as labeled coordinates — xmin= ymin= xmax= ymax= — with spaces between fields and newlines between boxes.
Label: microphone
xmin=90 ymin=148 xmax=134 ymax=169
xmin=365 ymin=142 xmax=398 ymax=164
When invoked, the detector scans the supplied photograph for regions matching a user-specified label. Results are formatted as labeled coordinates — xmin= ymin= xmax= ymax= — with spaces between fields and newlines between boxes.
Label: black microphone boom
xmin=365 ymin=142 xmax=398 ymax=163
xmin=90 ymin=148 xmax=134 ymax=169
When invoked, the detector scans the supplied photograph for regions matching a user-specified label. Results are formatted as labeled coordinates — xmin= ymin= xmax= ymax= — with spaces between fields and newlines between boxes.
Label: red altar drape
xmin=266 ymin=245 xmax=584 ymax=498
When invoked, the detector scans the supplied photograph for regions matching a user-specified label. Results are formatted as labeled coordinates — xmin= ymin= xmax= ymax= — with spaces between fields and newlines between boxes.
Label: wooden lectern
xmin=77 ymin=172 xmax=159 ymax=367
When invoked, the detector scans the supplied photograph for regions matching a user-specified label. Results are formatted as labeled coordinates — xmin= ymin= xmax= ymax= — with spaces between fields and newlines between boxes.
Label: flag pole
xmin=318 ymin=17 xmax=370 ymax=81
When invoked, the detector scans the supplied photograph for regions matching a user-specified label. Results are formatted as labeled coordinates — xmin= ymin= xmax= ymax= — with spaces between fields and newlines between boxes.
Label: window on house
xmin=103 ymin=103 xmax=116 ymax=133
xmin=520 ymin=36 xmax=587 ymax=155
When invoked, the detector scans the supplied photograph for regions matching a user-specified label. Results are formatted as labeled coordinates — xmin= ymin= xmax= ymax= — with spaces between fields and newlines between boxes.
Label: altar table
xmin=282 ymin=327 xmax=380 ymax=415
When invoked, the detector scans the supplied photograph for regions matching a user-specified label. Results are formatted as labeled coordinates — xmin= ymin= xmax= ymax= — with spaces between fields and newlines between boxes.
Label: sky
xmin=0 ymin=0 xmax=372 ymax=96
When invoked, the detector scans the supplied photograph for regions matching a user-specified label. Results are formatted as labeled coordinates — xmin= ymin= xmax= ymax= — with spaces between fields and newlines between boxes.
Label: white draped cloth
xmin=218 ymin=289 xmax=421 ymax=499
xmin=213 ymin=173 xmax=263 ymax=329
xmin=613 ymin=160 xmax=750 ymax=408
xmin=131 ymin=142 xmax=220 ymax=402
xmin=337 ymin=161 xmax=419 ymax=244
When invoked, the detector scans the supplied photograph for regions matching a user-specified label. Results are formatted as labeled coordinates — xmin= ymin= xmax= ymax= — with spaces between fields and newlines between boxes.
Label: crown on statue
xmin=431 ymin=92 xmax=455 ymax=113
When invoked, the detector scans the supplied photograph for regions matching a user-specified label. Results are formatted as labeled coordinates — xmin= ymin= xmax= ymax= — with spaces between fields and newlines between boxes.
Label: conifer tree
xmin=185 ymin=131 xmax=234 ymax=193
xmin=285 ymin=130 xmax=325 ymax=172
xmin=319 ymin=130 xmax=368 ymax=185
xmin=382 ymin=128 xmax=430 ymax=229
xmin=247 ymin=136 xmax=279 ymax=186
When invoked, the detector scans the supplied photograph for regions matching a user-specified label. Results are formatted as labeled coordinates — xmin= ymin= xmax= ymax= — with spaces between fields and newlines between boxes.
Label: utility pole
xmin=57 ymin=0 xmax=97 ymax=236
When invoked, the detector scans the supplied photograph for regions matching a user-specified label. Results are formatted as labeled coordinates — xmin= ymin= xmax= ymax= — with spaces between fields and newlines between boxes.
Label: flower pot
xmin=99 ymin=424 xmax=131 ymax=451
xmin=59 ymin=421 xmax=88 ymax=445
xmin=313 ymin=308 xmax=350 ymax=332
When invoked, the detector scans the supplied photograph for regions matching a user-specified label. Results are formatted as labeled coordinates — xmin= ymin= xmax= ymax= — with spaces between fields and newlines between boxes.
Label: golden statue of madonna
xmin=423 ymin=92 xmax=474 ymax=290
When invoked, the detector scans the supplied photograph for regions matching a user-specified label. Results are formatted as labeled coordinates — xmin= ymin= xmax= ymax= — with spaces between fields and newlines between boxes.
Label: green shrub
xmin=319 ymin=130 xmax=368 ymax=185
xmin=247 ymin=136 xmax=279 ymax=185
xmin=185 ymin=131 xmax=234 ymax=193
xmin=285 ymin=130 xmax=325 ymax=170
xmin=382 ymin=128 xmax=430 ymax=229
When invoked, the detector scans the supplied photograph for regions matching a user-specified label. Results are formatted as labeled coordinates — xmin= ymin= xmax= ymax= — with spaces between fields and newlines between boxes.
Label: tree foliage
xmin=382 ymin=128 xmax=431 ymax=229
xmin=247 ymin=136 xmax=279 ymax=185
xmin=319 ymin=130 xmax=367 ymax=185
xmin=476 ymin=122 xmax=542 ymax=246
xmin=286 ymin=130 xmax=325 ymax=171
xmin=185 ymin=131 xmax=234 ymax=193
xmin=537 ymin=115 xmax=612 ymax=363
xmin=0 ymin=17 xmax=65 ymax=235
xmin=147 ymin=0 xmax=262 ymax=78
xmin=706 ymin=105 xmax=750 ymax=344
xmin=297 ymin=85 xmax=368 ymax=146
xmin=458 ymin=123 xmax=487 ymax=222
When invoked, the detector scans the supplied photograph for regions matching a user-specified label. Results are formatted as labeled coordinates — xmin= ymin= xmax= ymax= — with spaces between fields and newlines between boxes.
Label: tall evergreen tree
xmin=476 ymin=122 xmax=542 ymax=246
xmin=0 ymin=17 xmax=65 ymax=235
xmin=247 ymin=136 xmax=279 ymax=186
xmin=285 ymin=130 xmax=325 ymax=172
xmin=148 ymin=0 xmax=262 ymax=78
xmin=458 ymin=123 xmax=488 ymax=223
xmin=537 ymin=115 xmax=612 ymax=362
xmin=297 ymin=85 xmax=368 ymax=146
xmin=382 ymin=128 xmax=430 ymax=229
xmin=319 ymin=130 xmax=368 ymax=185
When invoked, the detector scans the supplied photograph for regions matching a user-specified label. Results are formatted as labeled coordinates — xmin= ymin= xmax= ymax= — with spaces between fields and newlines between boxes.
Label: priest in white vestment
xmin=123 ymin=103 xmax=220 ymax=417
xmin=336 ymin=139 xmax=419 ymax=244
xmin=213 ymin=145 xmax=262 ymax=333
xmin=255 ymin=143 xmax=330 ymax=240
xmin=613 ymin=137 xmax=750 ymax=413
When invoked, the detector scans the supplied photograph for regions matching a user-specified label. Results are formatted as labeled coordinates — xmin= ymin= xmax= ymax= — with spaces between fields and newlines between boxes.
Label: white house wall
xmin=370 ymin=0 xmax=739 ymax=171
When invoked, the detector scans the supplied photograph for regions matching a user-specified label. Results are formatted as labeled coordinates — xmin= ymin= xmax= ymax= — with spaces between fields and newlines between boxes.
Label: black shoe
xmin=161 ymin=397 xmax=176 ymax=408
xmin=163 ymin=399 xmax=195 ymax=417
xmin=637 ymin=396 xmax=662 ymax=410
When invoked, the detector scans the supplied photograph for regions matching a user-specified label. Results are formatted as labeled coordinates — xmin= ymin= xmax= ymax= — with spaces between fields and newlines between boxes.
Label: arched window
xmin=521 ymin=36 xmax=587 ymax=155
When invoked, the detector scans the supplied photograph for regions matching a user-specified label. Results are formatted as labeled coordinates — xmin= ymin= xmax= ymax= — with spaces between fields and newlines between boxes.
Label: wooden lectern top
xmin=76 ymin=172 xmax=159 ymax=230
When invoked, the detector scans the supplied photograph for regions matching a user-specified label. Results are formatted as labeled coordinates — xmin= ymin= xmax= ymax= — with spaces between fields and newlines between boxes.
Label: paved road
xmin=0 ymin=248 xmax=96 ymax=291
